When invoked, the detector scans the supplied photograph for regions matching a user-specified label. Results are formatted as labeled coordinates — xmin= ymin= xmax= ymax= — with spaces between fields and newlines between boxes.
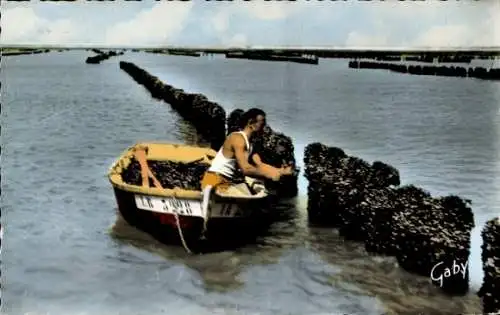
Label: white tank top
xmin=208 ymin=131 xmax=251 ymax=179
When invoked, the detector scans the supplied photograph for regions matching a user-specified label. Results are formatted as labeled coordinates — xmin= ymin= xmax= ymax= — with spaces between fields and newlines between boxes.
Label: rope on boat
xmin=202 ymin=215 xmax=209 ymax=237
xmin=173 ymin=209 xmax=192 ymax=254
xmin=200 ymin=186 xmax=212 ymax=240
xmin=133 ymin=146 xmax=194 ymax=254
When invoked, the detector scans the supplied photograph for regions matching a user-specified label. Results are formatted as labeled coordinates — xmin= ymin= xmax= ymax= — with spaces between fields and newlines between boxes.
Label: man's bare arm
xmin=251 ymin=153 xmax=263 ymax=166
xmin=252 ymin=153 xmax=294 ymax=176
xmin=233 ymin=136 xmax=279 ymax=180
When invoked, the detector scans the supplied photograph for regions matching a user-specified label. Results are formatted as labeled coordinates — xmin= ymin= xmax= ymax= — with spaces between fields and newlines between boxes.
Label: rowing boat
xmin=107 ymin=142 xmax=272 ymax=252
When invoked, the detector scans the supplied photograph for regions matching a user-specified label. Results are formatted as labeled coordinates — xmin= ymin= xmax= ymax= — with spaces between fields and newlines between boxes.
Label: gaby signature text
xmin=430 ymin=260 xmax=468 ymax=287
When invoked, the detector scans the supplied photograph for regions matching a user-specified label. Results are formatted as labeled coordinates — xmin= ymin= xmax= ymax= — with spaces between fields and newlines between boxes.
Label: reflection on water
xmin=174 ymin=118 xmax=207 ymax=147
xmin=109 ymin=197 xmax=301 ymax=292
xmin=307 ymin=227 xmax=482 ymax=315
xmin=3 ymin=50 xmax=496 ymax=315
xmin=109 ymin=192 xmax=482 ymax=315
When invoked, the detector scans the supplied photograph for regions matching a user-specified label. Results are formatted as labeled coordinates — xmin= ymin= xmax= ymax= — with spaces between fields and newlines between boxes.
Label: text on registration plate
xmin=134 ymin=194 xmax=203 ymax=217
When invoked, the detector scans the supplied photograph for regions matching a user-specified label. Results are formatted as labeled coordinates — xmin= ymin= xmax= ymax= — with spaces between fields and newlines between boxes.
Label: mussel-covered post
xmin=348 ymin=60 xmax=500 ymax=80
xmin=86 ymin=50 xmax=123 ymax=64
xmin=304 ymin=142 xmax=349 ymax=226
xmin=227 ymin=109 xmax=245 ymax=135
xmin=119 ymin=61 xmax=226 ymax=150
xmin=478 ymin=217 xmax=500 ymax=314
xmin=227 ymin=108 xmax=298 ymax=198
xmin=303 ymin=142 xmax=474 ymax=296
xmin=182 ymin=93 xmax=226 ymax=150
xmin=303 ymin=142 xmax=400 ymax=230
xmin=253 ymin=125 xmax=298 ymax=198
xmin=392 ymin=188 xmax=474 ymax=295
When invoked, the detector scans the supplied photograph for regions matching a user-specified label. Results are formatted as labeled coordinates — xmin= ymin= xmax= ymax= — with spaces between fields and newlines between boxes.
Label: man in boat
xmin=200 ymin=108 xmax=293 ymax=216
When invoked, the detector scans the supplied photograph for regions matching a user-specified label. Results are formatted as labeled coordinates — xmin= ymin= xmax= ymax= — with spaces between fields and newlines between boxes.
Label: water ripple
xmin=1 ymin=51 xmax=498 ymax=315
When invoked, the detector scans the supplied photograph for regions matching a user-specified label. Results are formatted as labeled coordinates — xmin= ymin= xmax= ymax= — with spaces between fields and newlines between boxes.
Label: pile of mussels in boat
xmin=121 ymin=158 xmax=209 ymax=191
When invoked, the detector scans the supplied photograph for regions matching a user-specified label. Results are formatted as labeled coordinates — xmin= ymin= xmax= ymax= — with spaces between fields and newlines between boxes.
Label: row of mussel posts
xmin=86 ymin=49 xmax=124 ymax=64
xmin=304 ymin=142 xmax=499 ymax=314
xmin=2 ymin=49 xmax=51 ymax=56
xmin=117 ymin=60 xmax=498 ymax=314
xmin=118 ymin=61 xmax=299 ymax=197
xmin=348 ymin=60 xmax=500 ymax=80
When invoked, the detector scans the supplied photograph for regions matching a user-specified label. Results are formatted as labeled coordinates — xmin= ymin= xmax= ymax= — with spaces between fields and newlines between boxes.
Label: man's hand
xmin=269 ymin=167 xmax=282 ymax=181
xmin=269 ymin=165 xmax=293 ymax=182
xmin=280 ymin=165 xmax=294 ymax=176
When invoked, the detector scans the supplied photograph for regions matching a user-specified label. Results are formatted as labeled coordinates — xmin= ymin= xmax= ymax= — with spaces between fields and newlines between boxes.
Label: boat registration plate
xmin=134 ymin=194 xmax=203 ymax=217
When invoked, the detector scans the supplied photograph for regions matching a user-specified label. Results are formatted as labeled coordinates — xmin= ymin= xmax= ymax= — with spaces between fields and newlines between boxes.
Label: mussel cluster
xmin=304 ymin=142 xmax=399 ymax=227
xmin=227 ymin=108 xmax=298 ymax=198
xmin=119 ymin=61 xmax=226 ymax=150
xmin=392 ymin=189 xmax=474 ymax=295
xmin=360 ymin=187 xmax=400 ymax=254
xmin=478 ymin=217 xmax=500 ymax=314
xmin=227 ymin=109 xmax=245 ymax=135
xmin=121 ymin=158 xmax=209 ymax=190
xmin=304 ymin=142 xmax=475 ymax=295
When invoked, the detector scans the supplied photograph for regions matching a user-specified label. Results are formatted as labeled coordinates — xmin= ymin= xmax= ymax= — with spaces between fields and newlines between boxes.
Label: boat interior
xmin=108 ymin=142 xmax=269 ymax=200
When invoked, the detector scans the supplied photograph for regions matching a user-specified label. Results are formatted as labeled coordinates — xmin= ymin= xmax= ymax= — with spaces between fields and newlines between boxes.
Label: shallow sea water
xmin=1 ymin=50 xmax=499 ymax=314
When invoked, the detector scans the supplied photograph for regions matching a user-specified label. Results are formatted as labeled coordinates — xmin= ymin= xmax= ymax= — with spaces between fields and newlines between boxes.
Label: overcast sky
xmin=2 ymin=0 xmax=499 ymax=48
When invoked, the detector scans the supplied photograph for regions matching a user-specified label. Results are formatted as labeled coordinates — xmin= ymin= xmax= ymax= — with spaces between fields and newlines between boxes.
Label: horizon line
xmin=2 ymin=44 xmax=500 ymax=52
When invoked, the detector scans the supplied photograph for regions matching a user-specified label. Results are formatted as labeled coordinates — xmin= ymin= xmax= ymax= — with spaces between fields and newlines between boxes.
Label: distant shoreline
xmin=2 ymin=48 xmax=54 ymax=56
xmin=2 ymin=46 xmax=499 ymax=56
xmin=2 ymin=48 xmax=499 ymax=67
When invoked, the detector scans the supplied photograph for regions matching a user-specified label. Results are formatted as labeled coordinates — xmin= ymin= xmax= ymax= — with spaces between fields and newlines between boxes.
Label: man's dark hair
xmin=240 ymin=108 xmax=266 ymax=128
